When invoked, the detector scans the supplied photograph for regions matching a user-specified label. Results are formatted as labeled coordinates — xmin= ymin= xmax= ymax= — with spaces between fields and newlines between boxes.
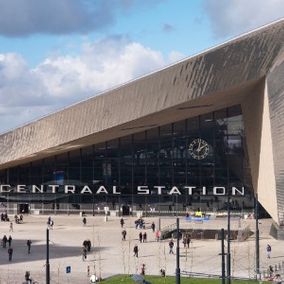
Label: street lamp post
xmin=176 ymin=217 xmax=181 ymax=284
xmin=255 ymin=194 xmax=260 ymax=278
xmin=221 ymin=228 xmax=226 ymax=284
xmin=46 ymin=228 xmax=50 ymax=284
xmin=227 ymin=195 xmax=231 ymax=284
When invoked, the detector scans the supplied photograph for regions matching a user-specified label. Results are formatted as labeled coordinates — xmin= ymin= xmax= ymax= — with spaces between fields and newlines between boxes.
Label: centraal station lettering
xmin=0 ymin=184 xmax=245 ymax=196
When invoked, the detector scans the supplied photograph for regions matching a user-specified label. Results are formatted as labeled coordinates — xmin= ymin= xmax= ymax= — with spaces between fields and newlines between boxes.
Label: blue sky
xmin=0 ymin=0 xmax=283 ymax=133
xmin=0 ymin=1 xmax=212 ymax=66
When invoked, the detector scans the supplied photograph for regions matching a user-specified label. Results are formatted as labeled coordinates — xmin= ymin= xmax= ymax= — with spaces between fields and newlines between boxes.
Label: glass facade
xmin=0 ymin=105 xmax=254 ymax=213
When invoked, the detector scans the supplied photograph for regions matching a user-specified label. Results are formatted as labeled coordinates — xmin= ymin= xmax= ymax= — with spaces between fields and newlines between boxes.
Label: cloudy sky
xmin=0 ymin=0 xmax=283 ymax=133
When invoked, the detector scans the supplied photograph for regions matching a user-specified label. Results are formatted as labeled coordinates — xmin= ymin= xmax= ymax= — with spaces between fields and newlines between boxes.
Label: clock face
xmin=188 ymin=138 xmax=209 ymax=160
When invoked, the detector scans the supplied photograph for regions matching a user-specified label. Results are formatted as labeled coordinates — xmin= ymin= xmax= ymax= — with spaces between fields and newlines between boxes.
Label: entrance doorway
xmin=18 ymin=203 xmax=29 ymax=214
xmin=122 ymin=205 xmax=130 ymax=216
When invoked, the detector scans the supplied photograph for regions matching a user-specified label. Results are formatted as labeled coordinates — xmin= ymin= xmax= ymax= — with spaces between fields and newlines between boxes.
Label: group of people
xmin=266 ymin=264 xmax=282 ymax=283
xmin=82 ymin=240 xmax=92 ymax=261
xmin=14 ymin=214 xmax=24 ymax=224
xmin=1 ymin=213 xmax=34 ymax=263
xmin=2 ymin=233 xmax=32 ymax=261
xmin=119 ymin=218 xmax=161 ymax=260
xmin=134 ymin=218 xmax=145 ymax=229
xmin=138 ymin=232 xmax=147 ymax=243
xmin=1 ymin=212 xmax=9 ymax=222
xmin=182 ymin=234 xmax=191 ymax=248
xmin=264 ymin=244 xmax=282 ymax=283
xmin=2 ymin=235 xmax=13 ymax=261
xmin=2 ymin=234 xmax=12 ymax=248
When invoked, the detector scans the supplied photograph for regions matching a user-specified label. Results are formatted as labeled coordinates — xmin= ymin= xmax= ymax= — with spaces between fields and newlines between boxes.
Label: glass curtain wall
xmin=0 ymin=105 xmax=253 ymax=212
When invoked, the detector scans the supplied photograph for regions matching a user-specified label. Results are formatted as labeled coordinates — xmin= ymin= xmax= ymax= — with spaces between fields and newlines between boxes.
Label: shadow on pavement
xmin=0 ymin=239 xmax=107 ymax=265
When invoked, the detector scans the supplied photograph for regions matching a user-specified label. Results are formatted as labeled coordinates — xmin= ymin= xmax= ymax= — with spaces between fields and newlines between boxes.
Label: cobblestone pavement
xmin=0 ymin=215 xmax=283 ymax=283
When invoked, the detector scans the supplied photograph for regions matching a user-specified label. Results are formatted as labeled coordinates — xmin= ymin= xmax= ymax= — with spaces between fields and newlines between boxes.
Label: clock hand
xmin=198 ymin=144 xmax=207 ymax=151
xmin=197 ymin=140 xmax=202 ymax=152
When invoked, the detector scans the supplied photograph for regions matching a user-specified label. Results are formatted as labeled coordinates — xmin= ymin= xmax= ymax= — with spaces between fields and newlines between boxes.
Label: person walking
xmin=120 ymin=218 xmax=124 ymax=228
xmin=8 ymin=235 xmax=12 ymax=247
xmin=27 ymin=240 xmax=32 ymax=254
xmin=82 ymin=246 xmax=87 ymax=261
xmin=143 ymin=232 xmax=147 ymax=243
xmin=186 ymin=235 xmax=191 ymax=249
xmin=122 ymin=230 xmax=127 ymax=241
xmin=139 ymin=232 xmax=143 ymax=243
xmin=133 ymin=245 xmax=139 ymax=257
xmin=140 ymin=263 xmax=146 ymax=276
xmin=8 ymin=247 xmax=13 ymax=261
xmin=169 ymin=239 xmax=174 ymax=254
xmin=82 ymin=217 xmax=87 ymax=226
xmin=9 ymin=222 xmax=13 ymax=232
xmin=155 ymin=230 xmax=161 ymax=242
xmin=182 ymin=236 xmax=186 ymax=248
xmin=2 ymin=235 xmax=7 ymax=248
xmin=151 ymin=222 xmax=155 ymax=232
xmin=266 ymin=244 xmax=272 ymax=259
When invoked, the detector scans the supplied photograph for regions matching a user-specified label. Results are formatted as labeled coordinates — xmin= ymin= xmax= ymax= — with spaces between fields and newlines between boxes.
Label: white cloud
xmin=0 ymin=37 xmax=184 ymax=133
xmin=204 ymin=0 xmax=284 ymax=38
xmin=0 ymin=0 xmax=164 ymax=37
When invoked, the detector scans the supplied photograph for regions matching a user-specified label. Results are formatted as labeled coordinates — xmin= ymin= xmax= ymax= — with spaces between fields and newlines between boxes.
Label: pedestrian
xmin=135 ymin=220 xmax=139 ymax=229
xmin=86 ymin=240 xmax=91 ymax=252
xmin=27 ymin=240 xmax=32 ymax=254
xmin=122 ymin=230 xmax=127 ymax=241
xmin=2 ymin=235 xmax=7 ymax=248
xmin=133 ymin=245 xmax=138 ymax=257
xmin=8 ymin=235 xmax=12 ymax=247
xmin=273 ymin=274 xmax=282 ymax=284
xmin=139 ymin=232 xmax=143 ymax=243
xmin=151 ymin=222 xmax=155 ymax=232
xmin=25 ymin=271 xmax=31 ymax=282
xmin=8 ymin=247 xmax=13 ymax=261
xmin=120 ymin=218 xmax=124 ymax=228
xmin=47 ymin=217 xmax=54 ymax=229
xmin=9 ymin=222 xmax=13 ymax=232
xmin=140 ymin=263 xmax=145 ymax=275
xmin=186 ymin=235 xmax=191 ymax=248
xmin=47 ymin=216 xmax=51 ymax=227
xmin=266 ymin=244 xmax=272 ymax=258
xmin=169 ymin=239 xmax=174 ymax=254
xmin=143 ymin=232 xmax=147 ymax=243
xmin=82 ymin=246 xmax=87 ymax=261
xmin=160 ymin=268 xmax=166 ymax=277
xmin=83 ymin=240 xmax=91 ymax=252
xmin=83 ymin=217 xmax=87 ymax=226
xmin=182 ymin=236 xmax=186 ymax=248
xmin=155 ymin=230 xmax=161 ymax=242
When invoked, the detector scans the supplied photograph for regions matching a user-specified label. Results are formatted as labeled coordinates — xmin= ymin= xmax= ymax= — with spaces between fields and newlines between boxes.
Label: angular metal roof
xmin=0 ymin=19 xmax=284 ymax=168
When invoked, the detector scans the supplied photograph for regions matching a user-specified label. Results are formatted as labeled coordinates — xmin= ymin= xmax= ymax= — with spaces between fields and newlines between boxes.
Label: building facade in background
xmin=0 ymin=20 xmax=284 ymax=237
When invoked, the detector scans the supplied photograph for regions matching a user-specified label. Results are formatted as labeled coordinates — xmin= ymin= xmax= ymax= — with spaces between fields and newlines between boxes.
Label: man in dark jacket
xmin=169 ymin=239 xmax=174 ymax=254
xmin=8 ymin=247 xmax=13 ymax=261
xmin=27 ymin=240 xmax=32 ymax=254
xmin=133 ymin=245 xmax=138 ymax=257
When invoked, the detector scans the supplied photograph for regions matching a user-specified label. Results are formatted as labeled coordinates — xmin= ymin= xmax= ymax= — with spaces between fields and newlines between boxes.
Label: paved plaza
xmin=0 ymin=214 xmax=283 ymax=283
